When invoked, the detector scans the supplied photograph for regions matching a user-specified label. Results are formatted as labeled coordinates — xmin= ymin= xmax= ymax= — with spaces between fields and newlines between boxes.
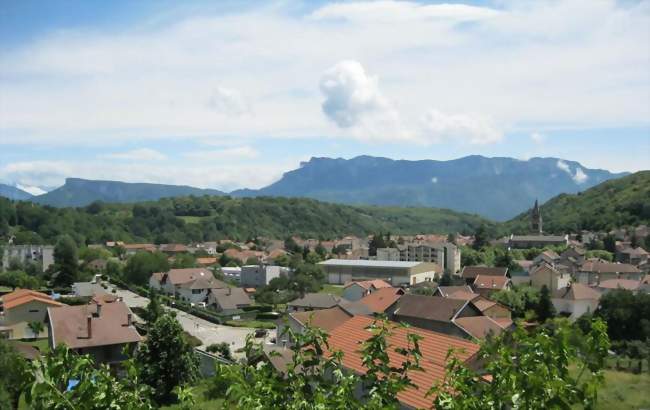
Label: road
xmin=108 ymin=284 xmax=275 ymax=358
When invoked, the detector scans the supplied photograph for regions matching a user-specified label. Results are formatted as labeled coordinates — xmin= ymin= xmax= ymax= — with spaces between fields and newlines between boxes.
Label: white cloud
xmin=15 ymin=184 xmax=47 ymax=196
xmin=431 ymin=176 xmax=438 ymax=184
xmin=0 ymin=0 xmax=648 ymax=147
xmin=320 ymin=60 xmax=390 ymax=128
xmin=103 ymin=148 xmax=167 ymax=161
xmin=182 ymin=146 xmax=259 ymax=161
xmin=530 ymin=132 xmax=545 ymax=144
xmin=556 ymin=160 xmax=589 ymax=184
xmin=419 ymin=109 xmax=502 ymax=145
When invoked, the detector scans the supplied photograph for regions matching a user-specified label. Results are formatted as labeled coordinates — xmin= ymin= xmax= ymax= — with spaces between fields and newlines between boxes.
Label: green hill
xmin=503 ymin=171 xmax=650 ymax=234
xmin=0 ymin=195 xmax=490 ymax=245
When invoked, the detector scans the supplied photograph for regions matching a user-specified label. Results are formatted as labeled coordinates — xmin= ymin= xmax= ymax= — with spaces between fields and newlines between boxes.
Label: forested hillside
xmin=0 ymin=195 xmax=490 ymax=245
xmin=503 ymin=171 xmax=650 ymax=234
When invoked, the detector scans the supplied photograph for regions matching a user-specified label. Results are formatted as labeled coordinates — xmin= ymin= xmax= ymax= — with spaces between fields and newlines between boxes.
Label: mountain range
xmin=0 ymin=184 xmax=34 ymax=201
xmin=1 ymin=155 xmax=629 ymax=220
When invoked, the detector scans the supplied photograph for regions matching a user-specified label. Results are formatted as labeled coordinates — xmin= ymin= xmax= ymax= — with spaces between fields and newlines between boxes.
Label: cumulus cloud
xmin=103 ymin=148 xmax=167 ymax=161
xmin=320 ymin=60 xmax=390 ymax=128
xmin=556 ymin=160 xmax=589 ymax=184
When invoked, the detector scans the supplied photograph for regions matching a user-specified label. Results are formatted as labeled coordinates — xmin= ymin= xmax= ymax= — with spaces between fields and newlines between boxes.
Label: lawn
xmin=13 ymin=338 xmax=51 ymax=354
xmin=159 ymin=381 xmax=232 ymax=410
xmin=320 ymin=284 xmax=344 ymax=297
xmin=178 ymin=216 xmax=209 ymax=224
xmin=596 ymin=369 xmax=650 ymax=410
xmin=224 ymin=319 xmax=275 ymax=329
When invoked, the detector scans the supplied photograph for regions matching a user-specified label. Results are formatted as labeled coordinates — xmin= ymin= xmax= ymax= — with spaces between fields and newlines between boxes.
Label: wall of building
xmin=342 ymin=284 xmax=367 ymax=302
xmin=551 ymin=299 xmax=599 ymax=321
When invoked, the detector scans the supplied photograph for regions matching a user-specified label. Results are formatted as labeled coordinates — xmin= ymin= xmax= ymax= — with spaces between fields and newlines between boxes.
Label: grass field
xmin=13 ymin=338 xmax=50 ymax=354
xmin=596 ymin=369 xmax=650 ymax=410
xmin=320 ymin=284 xmax=344 ymax=297
xmin=178 ymin=216 xmax=210 ymax=224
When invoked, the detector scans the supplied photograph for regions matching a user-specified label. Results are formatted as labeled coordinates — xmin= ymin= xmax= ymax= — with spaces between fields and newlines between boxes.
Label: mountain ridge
xmin=0 ymin=183 xmax=33 ymax=201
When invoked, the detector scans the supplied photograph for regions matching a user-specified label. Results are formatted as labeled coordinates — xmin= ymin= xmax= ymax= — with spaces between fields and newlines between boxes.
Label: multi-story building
xmin=2 ymin=244 xmax=54 ymax=271
xmin=240 ymin=265 xmax=289 ymax=288
xmin=376 ymin=242 xmax=461 ymax=274
xmin=319 ymin=259 xmax=441 ymax=286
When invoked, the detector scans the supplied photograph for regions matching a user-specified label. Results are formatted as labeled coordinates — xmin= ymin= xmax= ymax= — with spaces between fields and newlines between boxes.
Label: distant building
xmin=2 ymin=245 xmax=54 ymax=271
xmin=551 ymin=284 xmax=601 ymax=321
xmin=149 ymin=268 xmax=227 ymax=304
xmin=0 ymin=289 xmax=64 ymax=339
xmin=508 ymin=234 xmax=569 ymax=249
xmin=531 ymin=199 xmax=543 ymax=234
xmin=376 ymin=242 xmax=460 ymax=273
xmin=287 ymin=293 xmax=343 ymax=312
xmin=208 ymin=287 xmax=252 ymax=314
xmin=341 ymin=279 xmax=392 ymax=302
xmin=576 ymin=261 xmax=642 ymax=285
xmin=472 ymin=275 xmax=511 ymax=297
xmin=240 ymin=265 xmax=289 ymax=288
xmin=529 ymin=263 xmax=570 ymax=291
xmin=319 ymin=259 xmax=441 ymax=286
xmin=460 ymin=266 xmax=508 ymax=285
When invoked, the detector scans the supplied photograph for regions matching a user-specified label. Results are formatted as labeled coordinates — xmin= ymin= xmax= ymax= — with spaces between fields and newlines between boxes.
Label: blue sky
xmin=1 ymin=0 xmax=649 ymax=193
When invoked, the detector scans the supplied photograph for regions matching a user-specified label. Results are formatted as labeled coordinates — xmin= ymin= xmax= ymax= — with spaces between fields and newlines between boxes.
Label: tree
xmin=142 ymin=291 xmax=164 ymax=325
xmin=491 ymin=285 xmax=540 ymax=318
xmin=26 ymin=345 xmax=152 ymax=410
xmin=535 ymin=285 xmax=556 ymax=322
xmin=28 ymin=321 xmax=45 ymax=339
xmin=171 ymin=253 xmax=196 ymax=269
xmin=136 ymin=314 xmax=199 ymax=404
xmin=206 ymin=342 xmax=233 ymax=361
xmin=0 ymin=339 xmax=32 ymax=410
xmin=472 ymin=225 xmax=489 ymax=250
xmin=124 ymin=252 xmax=169 ymax=286
xmin=52 ymin=235 xmax=79 ymax=287
xmin=284 ymin=237 xmax=301 ymax=254
xmin=368 ymin=232 xmax=389 ymax=257
xmin=603 ymin=234 xmax=617 ymax=253
xmin=430 ymin=318 xmax=609 ymax=409
xmin=315 ymin=242 xmax=327 ymax=258
xmin=597 ymin=289 xmax=650 ymax=341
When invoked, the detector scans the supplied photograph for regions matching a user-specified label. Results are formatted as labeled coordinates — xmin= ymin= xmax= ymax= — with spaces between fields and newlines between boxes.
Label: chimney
xmin=87 ymin=315 xmax=92 ymax=339
xmin=127 ymin=313 xmax=132 ymax=326
xmin=95 ymin=303 xmax=102 ymax=317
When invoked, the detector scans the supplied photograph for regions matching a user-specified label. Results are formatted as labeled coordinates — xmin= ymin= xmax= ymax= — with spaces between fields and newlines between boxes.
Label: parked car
xmin=254 ymin=329 xmax=268 ymax=338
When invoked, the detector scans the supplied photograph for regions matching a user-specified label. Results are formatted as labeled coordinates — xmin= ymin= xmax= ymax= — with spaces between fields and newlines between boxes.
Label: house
xmin=47 ymin=298 xmax=141 ymax=369
xmin=319 ymin=259 xmax=441 ymax=286
xmin=459 ymin=266 xmax=508 ymax=285
xmin=277 ymin=305 xmax=355 ymax=346
xmin=287 ymin=293 xmax=343 ymax=312
xmin=576 ymin=261 xmax=642 ymax=285
xmin=240 ymin=265 xmax=289 ymax=288
xmin=508 ymin=234 xmax=569 ymax=249
xmin=529 ymin=263 xmax=570 ymax=291
xmin=1 ymin=245 xmax=54 ymax=271
xmin=616 ymin=247 xmax=649 ymax=266
xmin=149 ymin=268 xmax=227 ymax=304
xmin=208 ymin=287 xmax=252 ymax=313
xmin=433 ymin=285 xmax=476 ymax=300
xmin=357 ymin=287 xmax=405 ymax=314
xmin=390 ymin=295 xmax=484 ymax=340
xmin=551 ymin=283 xmax=601 ymax=321
xmin=470 ymin=298 xmax=512 ymax=327
xmin=472 ymin=275 xmax=511 ymax=297
xmin=122 ymin=243 xmax=156 ymax=256
xmin=559 ymin=247 xmax=586 ymax=267
xmin=597 ymin=279 xmax=643 ymax=294
xmin=325 ymin=315 xmax=480 ymax=409
xmin=0 ymin=289 xmax=64 ymax=339
xmin=533 ymin=250 xmax=560 ymax=266
xmin=341 ymin=279 xmax=392 ymax=302
xmin=196 ymin=257 xmax=219 ymax=267
xmin=86 ymin=259 xmax=108 ymax=272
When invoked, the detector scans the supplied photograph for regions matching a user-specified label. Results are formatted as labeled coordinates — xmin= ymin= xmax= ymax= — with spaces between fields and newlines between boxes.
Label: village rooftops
xmin=290 ymin=306 xmax=354 ymax=333
xmin=435 ymin=285 xmax=474 ymax=297
xmin=473 ymin=275 xmax=510 ymax=290
xmin=287 ymin=293 xmax=343 ymax=309
xmin=358 ymin=287 xmax=405 ymax=313
xmin=552 ymin=283 xmax=601 ymax=300
xmin=1 ymin=289 xmax=64 ymax=310
xmin=343 ymin=279 xmax=392 ymax=290
xmin=47 ymin=300 xmax=141 ymax=350
xmin=209 ymin=288 xmax=251 ymax=310
xmin=598 ymin=279 xmax=642 ymax=291
xmin=325 ymin=315 xmax=480 ymax=409
xmin=461 ymin=266 xmax=508 ymax=280
xmin=579 ymin=261 xmax=641 ymax=274
xmin=454 ymin=316 xmax=505 ymax=340
xmin=153 ymin=268 xmax=224 ymax=287
xmin=393 ymin=295 xmax=469 ymax=323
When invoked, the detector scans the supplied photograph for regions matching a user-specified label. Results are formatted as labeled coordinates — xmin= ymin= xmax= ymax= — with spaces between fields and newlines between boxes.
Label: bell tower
xmin=531 ymin=199 xmax=543 ymax=234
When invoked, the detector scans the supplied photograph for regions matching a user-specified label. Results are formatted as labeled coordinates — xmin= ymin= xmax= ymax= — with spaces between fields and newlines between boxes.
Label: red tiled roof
xmin=473 ymin=275 xmax=510 ymax=290
xmin=326 ymin=316 xmax=479 ymax=409
xmin=358 ymin=287 xmax=404 ymax=313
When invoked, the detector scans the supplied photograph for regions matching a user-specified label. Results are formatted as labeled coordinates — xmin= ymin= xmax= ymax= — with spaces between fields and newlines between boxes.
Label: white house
xmin=149 ymin=268 xmax=227 ymax=304
xmin=551 ymin=283 xmax=601 ymax=321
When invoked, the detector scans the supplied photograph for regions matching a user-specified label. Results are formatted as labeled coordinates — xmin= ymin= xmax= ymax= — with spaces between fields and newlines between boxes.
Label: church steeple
xmin=531 ymin=199 xmax=543 ymax=234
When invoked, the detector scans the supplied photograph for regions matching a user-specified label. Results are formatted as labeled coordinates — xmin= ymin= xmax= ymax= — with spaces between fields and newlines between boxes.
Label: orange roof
xmin=473 ymin=275 xmax=510 ymax=290
xmin=344 ymin=279 xmax=392 ymax=290
xmin=290 ymin=306 xmax=353 ymax=332
xmin=326 ymin=316 xmax=479 ymax=409
xmin=2 ymin=289 xmax=63 ymax=310
xmin=358 ymin=287 xmax=404 ymax=313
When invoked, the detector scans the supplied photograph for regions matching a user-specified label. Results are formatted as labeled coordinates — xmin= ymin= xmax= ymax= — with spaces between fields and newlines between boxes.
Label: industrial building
xmin=318 ymin=259 xmax=441 ymax=286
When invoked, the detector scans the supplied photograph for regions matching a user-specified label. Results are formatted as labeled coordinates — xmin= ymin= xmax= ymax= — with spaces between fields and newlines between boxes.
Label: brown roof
xmin=287 ymin=293 xmax=342 ymax=309
xmin=210 ymin=287 xmax=252 ymax=310
xmin=123 ymin=243 xmax=156 ymax=251
xmin=358 ymin=287 xmax=404 ymax=313
xmin=160 ymin=244 xmax=188 ymax=252
xmin=393 ymin=295 xmax=470 ymax=323
xmin=290 ymin=306 xmax=353 ymax=332
xmin=580 ymin=261 xmax=640 ymax=274
xmin=158 ymin=268 xmax=224 ymax=287
xmin=326 ymin=316 xmax=479 ymax=409
xmin=454 ymin=316 xmax=505 ymax=340
xmin=461 ymin=266 xmax=507 ymax=279
xmin=471 ymin=298 xmax=497 ymax=312
xmin=196 ymin=257 xmax=218 ymax=266
xmin=553 ymin=283 xmax=601 ymax=301
xmin=598 ymin=279 xmax=641 ymax=291
xmin=48 ymin=301 xmax=141 ymax=349
xmin=435 ymin=286 xmax=474 ymax=297
xmin=344 ymin=279 xmax=392 ymax=290
xmin=473 ymin=275 xmax=510 ymax=290
xmin=2 ymin=289 xmax=63 ymax=310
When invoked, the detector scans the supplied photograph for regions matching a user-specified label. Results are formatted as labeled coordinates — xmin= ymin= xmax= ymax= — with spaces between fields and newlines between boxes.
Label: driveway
xmin=108 ymin=285 xmax=275 ymax=358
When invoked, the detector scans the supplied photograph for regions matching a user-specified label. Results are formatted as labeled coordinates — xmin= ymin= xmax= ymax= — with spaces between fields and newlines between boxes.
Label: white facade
xmin=2 ymin=245 xmax=54 ymax=271
xmin=551 ymin=298 xmax=599 ymax=321
xmin=240 ymin=265 xmax=287 ymax=287
xmin=176 ymin=287 xmax=210 ymax=304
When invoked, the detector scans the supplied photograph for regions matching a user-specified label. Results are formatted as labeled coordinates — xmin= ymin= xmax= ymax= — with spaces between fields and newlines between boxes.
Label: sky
xmin=0 ymin=0 xmax=649 ymax=193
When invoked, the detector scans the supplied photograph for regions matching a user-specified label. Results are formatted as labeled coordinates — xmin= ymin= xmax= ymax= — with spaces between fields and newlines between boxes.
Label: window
xmin=192 ymin=289 xmax=202 ymax=294
xmin=29 ymin=309 xmax=40 ymax=313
